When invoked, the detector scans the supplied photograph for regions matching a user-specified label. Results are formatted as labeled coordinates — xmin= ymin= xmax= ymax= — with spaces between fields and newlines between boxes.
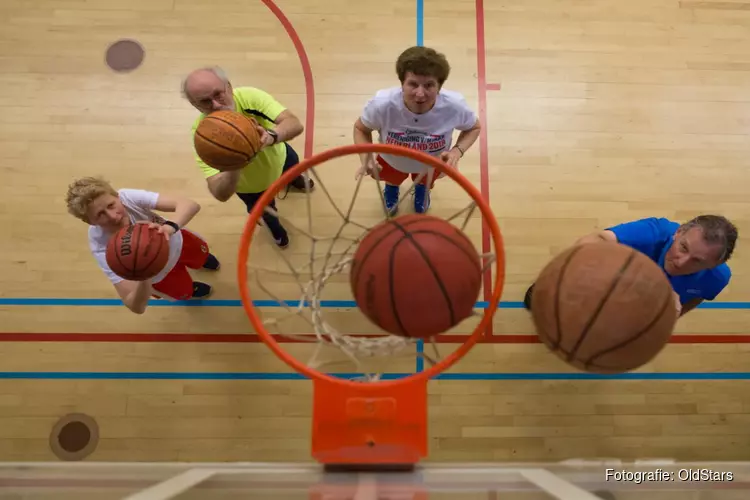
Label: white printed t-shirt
xmin=360 ymin=87 xmax=478 ymax=174
xmin=88 ymin=189 xmax=183 ymax=285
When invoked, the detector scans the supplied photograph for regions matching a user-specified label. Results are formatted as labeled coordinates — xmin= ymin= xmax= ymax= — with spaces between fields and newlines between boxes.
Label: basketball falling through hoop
xmin=237 ymin=144 xmax=506 ymax=469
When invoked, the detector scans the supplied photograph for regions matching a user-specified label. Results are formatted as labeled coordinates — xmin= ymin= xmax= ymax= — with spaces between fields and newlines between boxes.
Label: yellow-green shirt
xmin=191 ymin=87 xmax=288 ymax=194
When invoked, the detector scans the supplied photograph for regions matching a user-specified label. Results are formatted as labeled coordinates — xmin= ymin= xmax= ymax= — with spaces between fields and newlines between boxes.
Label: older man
xmin=182 ymin=66 xmax=312 ymax=248
xmin=524 ymin=215 xmax=738 ymax=316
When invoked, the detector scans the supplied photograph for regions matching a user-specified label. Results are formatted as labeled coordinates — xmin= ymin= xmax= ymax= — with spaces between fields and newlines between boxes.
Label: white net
xmin=241 ymin=148 xmax=498 ymax=381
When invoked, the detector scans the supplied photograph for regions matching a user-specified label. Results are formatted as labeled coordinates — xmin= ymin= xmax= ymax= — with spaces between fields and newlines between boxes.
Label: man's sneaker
xmin=523 ymin=284 xmax=535 ymax=311
xmin=288 ymin=175 xmax=315 ymax=192
xmin=384 ymin=184 xmax=399 ymax=214
xmin=202 ymin=253 xmax=220 ymax=271
xmin=192 ymin=282 xmax=213 ymax=299
xmin=275 ymin=232 xmax=290 ymax=249
xmin=414 ymin=184 xmax=430 ymax=214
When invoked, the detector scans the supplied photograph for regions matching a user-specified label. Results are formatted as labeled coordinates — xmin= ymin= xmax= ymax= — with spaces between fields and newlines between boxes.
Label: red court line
xmin=2 ymin=333 xmax=749 ymax=344
xmin=475 ymin=0 xmax=494 ymax=339
xmin=261 ymin=0 xmax=315 ymax=158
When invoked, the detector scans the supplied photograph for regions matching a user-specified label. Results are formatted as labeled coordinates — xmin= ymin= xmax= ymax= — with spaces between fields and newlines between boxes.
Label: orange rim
xmin=237 ymin=143 xmax=506 ymax=390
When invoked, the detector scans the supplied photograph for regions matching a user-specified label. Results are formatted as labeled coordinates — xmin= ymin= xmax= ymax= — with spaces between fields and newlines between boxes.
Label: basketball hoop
xmin=237 ymin=143 xmax=505 ymax=468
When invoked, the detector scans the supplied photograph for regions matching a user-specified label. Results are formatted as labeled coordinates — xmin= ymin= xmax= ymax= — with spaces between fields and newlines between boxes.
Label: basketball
xmin=530 ymin=241 xmax=678 ymax=374
xmin=350 ymin=214 xmax=482 ymax=338
xmin=105 ymin=223 xmax=170 ymax=281
xmin=193 ymin=110 xmax=263 ymax=171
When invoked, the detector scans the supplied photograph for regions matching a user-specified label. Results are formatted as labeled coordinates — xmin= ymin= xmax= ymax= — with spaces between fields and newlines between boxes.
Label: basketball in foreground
xmin=350 ymin=214 xmax=482 ymax=338
xmin=106 ymin=224 xmax=170 ymax=281
xmin=194 ymin=110 xmax=262 ymax=171
xmin=530 ymin=241 xmax=677 ymax=374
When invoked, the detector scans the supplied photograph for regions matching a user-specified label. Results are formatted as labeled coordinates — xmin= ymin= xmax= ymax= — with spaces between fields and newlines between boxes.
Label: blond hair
xmin=65 ymin=177 xmax=118 ymax=223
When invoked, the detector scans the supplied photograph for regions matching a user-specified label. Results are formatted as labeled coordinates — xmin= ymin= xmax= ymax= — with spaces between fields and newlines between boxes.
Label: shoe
xmin=275 ymin=232 xmax=290 ymax=249
xmin=383 ymin=184 xmax=399 ymax=214
xmin=288 ymin=175 xmax=314 ymax=192
xmin=414 ymin=184 xmax=430 ymax=213
xmin=523 ymin=284 xmax=535 ymax=311
xmin=192 ymin=282 xmax=213 ymax=299
xmin=202 ymin=253 xmax=220 ymax=271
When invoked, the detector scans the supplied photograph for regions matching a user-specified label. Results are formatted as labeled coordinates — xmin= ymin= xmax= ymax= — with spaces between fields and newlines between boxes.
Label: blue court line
xmin=0 ymin=298 xmax=748 ymax=309
xmin=1 ymin=371 xmax=749 ymax=380
xmin=416 ymin=0 xmax=424 ymax=46
xmin=415 ymin=340 xmax=425 ymax=372
xmin=413 ymin=0 xmax=424 ymax=375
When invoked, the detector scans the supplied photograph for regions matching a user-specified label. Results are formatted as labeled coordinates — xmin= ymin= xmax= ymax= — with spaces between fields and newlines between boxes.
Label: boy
xmin=353 ymin=46 xmax=482 ymax=213
xmin=65 ymin=177 xmax=220 ymax=314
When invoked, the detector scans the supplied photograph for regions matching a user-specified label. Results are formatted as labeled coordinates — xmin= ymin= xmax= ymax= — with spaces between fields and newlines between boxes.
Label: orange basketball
xmin=530 ymin=241 xmax=677 ymax=374
xmin=350 ymin=214 xmax=482 ymax=338
xmin=193 ymin=110 xmax=262 ymax=171
xmin=105 ymin=224 xmax=170 ymax=281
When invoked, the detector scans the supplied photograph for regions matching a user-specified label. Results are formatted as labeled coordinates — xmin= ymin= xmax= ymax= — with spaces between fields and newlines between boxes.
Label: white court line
xmin=121 ymin=469 xmax=216 ymax=500
xmin=519 ymin=469 xmax=604 ymax=500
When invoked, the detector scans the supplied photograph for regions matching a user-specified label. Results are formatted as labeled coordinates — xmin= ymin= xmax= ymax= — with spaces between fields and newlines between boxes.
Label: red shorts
xmin=151 ymin=229 xmax=210 ymax=301
xmin=375 ymin=156 xmax=438 ymax=189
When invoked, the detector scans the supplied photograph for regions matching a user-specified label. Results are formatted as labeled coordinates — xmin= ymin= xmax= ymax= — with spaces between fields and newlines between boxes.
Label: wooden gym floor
xmin=2 ymin=0 xmax=750 ymax=464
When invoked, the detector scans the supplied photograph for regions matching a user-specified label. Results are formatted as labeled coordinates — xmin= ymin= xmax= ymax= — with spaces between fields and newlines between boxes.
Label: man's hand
xmin=438 ymin=148 xmax=462 ymax=178
xmin=355 ymin=157 xmax=381 ymax=180
xmin=255 ymin=123 xmax=276 ymax=149
xmin=673 ymin=291 xmax=682 ymax=317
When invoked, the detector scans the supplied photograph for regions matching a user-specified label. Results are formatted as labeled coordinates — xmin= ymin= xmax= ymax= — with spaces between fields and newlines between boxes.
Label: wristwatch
xmin=267 ymin=129 xmax=279 ymax=144
xmin=164 ymin=221 xmax=180 ymax=232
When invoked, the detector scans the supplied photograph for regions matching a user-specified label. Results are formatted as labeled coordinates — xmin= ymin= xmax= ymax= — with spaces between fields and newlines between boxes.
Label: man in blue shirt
xmin=523 ymin=215 xmax=738 ymax=317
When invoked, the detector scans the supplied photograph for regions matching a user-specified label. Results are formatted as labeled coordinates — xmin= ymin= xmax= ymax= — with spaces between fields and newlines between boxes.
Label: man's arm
xmin=575 ymin=229 xmax=618 ymax=246
xmin=205 ymin=170 xmax=242 ymax=202
xmin=268 ymin=109 xmax=303 ymax=144
xmin=680 ymin=298 xmax=703 ymax=316
xmin=453 ymin=118 xmax=481 ymax=156
xmin=353 ymin=118 xmax=376 ymax=173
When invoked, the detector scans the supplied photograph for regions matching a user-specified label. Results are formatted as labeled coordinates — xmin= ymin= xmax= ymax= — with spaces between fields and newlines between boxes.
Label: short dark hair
xmin=680 ymin=215 xmax=738 ymax=263
xmin=395 ymin=46 xmax=451 ymax=86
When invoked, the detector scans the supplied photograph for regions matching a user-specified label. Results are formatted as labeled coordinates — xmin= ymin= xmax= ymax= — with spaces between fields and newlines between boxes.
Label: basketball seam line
xmin=552 ymin=245 xmax=585 ymax=349
xmin=407 ymin=230 xmax=482 ymax=273
xmin=195 ymin=129 xmax=252 ymax=161
xmin=350 ymin=218 xmax=441 ymax=291
xmin=566 ymin=249 xmax=638 ymax=362
xmin=389 ymin=219 xmax=458 ymax=331
xmin=389 ymin=238 xmax=409 ymax=336
xmin=204 ymin=115 xmax=258 ymax=156
xmin=139 ymin=227 xmax=165 ymax=280
xmin=112 ymin=226 xmax=131 ymax=277
xmin=583 ymin=280 xmax=675 ymax=368
xmin=132 ymin=224 xmax=142 ymax=281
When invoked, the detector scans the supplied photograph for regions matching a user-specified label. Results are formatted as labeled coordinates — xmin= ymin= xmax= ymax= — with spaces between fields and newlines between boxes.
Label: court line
xmin=2 ymin=297 xmax=749 ymax=309
xmin=416 ymin=0 xmax=424 ymax=46
xmin=415 ymin=0 xmax=425 ymax=373
xmin=260 ymin=0 xmax=315 ymax=158
xmin=475 ymin=0 xmax=494 ymax=339
xmin=0 ymin=371 xmax=748 ymax=380
xmin=2 ymin=332 xmax=750 ymax=344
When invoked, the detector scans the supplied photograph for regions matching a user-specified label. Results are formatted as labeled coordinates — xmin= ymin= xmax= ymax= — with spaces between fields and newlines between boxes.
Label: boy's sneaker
xmin=275 ymin=232 xmax=290 ymax=249
xmin=202 ymin=253 xmax=220 ymax=271
xmin=192 ymin=282 xmax=213 ymax=299
xmin=384 ymin=184 xmax=399 ymax=214
xmin=413 ymin=184 xmax=430 ymax=213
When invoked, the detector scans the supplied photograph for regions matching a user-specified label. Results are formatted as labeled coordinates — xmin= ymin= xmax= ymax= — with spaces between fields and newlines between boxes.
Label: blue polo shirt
xmin=606 ymin=217 xmax=730 ymax=304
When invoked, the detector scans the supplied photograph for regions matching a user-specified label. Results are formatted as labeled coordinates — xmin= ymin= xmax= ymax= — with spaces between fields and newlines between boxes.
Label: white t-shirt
xmin=88 ymin=189 xmax=183 ymax=285
xmin=360 ymin=87 xmax=478 ymax=174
